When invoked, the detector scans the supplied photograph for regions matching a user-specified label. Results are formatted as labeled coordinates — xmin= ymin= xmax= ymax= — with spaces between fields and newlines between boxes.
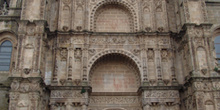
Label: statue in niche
xmin=148 ymin=49 xmax=154 ymax=62
xmin=161 ymin=49 xmax=168 ymax=62
xmin=61 ymin=48 xmax=68 ymax=61
xmin=74 ymin=48 xmax=82 ymax=61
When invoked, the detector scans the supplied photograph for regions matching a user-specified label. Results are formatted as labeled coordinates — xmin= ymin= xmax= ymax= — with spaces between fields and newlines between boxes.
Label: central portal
xmin=88 ymin=53 xmax=142 ymax=110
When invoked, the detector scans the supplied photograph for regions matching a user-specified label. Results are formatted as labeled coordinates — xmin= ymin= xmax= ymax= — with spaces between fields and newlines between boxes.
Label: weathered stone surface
xmin=0 ymin=0 xmax=220 ymax=110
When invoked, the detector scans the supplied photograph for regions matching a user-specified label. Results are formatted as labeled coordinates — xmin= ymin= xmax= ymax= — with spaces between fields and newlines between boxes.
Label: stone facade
xmin=0 ymin=0 xmax=220 ymax=110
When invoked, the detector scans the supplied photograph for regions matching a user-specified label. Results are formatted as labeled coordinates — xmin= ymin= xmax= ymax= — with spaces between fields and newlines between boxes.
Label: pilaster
xmin=8 ymin=20 xmax=48 ymax=110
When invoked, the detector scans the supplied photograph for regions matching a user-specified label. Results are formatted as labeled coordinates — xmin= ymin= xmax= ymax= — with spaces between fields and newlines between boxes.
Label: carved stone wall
xmin=0 ymin=0 xmax=220 ymax=110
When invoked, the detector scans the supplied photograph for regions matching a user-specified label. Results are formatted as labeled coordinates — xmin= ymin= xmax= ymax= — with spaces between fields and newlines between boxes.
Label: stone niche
xmin=94 ymin=4 xmax=133 ymax=32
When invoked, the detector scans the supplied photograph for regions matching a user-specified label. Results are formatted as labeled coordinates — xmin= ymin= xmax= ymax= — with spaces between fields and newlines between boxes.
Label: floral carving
xmin=133 ymin=49 xmax=140 ymax=56
xmin=88 ymin=49 xmax=96 ymax=56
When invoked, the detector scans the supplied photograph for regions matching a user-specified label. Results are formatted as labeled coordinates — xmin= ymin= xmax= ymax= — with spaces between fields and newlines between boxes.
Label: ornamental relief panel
xmin=89 ymin=36 xmax=139 ymax=45
xmin=213 ymin=82 xmax=220 ymax=90
xmin=10 ymin=79 xmax=42 ymax=93
xmin=89 ymin=96 xmax=140 ymax=105
xmin=51 ymin=90 xmax=85 ymax=99
xmin=155 ymin=0 xmax=163 ymax=12
xmin=144 ymin=36 xmax=171 ymax=48
xmin=145 ymin=90 xmax=179 ymax=98
xmin=143 ymin=90 xmax=180 ymax=106
xmin=193 ymin=82 xmax=213 ymax=91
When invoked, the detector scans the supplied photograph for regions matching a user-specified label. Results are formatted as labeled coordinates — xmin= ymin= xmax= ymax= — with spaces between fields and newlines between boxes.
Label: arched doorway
xmin=88 ymin=52 xmax=142 ymax=109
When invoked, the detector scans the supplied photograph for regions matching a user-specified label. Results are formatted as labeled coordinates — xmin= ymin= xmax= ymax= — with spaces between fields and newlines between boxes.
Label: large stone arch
xmin=90 ymin=0 xmax=138 ymax=32
xmin=87 ymin=49 xmax=142 ymax=93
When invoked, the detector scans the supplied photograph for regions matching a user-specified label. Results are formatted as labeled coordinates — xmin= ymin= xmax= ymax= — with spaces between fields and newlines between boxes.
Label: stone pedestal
xmin=8 ymin=77 xmax=48 ymax=110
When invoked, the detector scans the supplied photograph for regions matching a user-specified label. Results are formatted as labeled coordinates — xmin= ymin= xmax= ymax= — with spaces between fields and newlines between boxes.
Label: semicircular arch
xmin=0 ymin=31 xmax=17 ymax=46
xmin=87 ymin=49 xmax=142 ymax=82
xmin=90 ymin=0 xmax=138 ymax=32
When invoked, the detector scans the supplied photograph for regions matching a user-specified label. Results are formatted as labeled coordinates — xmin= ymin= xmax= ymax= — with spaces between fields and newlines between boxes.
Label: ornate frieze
xmin=145 ymin=90 xmax=179 ymax=99
xmin=193 ymin=82 xmax=212 ymax=91
xmin=89 ymin=36 xmax=139 ymax=45
xmin=51 ymin=90 xmax=84 ymax=98
xmin=89 ymin=96 xmax=140 ymax=105
xmin=142 ymin=90 xmax=180 ymax=106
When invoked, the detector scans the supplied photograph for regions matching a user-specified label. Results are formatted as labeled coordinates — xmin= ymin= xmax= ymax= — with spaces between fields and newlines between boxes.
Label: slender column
xmin=143 ymin=104 xmax=150 ymax=110
xmin=65 ymin=102 xmax=72 ymax=110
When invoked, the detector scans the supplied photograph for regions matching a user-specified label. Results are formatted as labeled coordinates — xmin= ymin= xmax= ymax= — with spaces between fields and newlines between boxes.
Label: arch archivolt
xmin=0 ymin=31 xmax=17 ymax=46
xmin=87 ymin=49 xmax=142 ymax=81
xmin=89 ymin=0 xmax=138 ymax=32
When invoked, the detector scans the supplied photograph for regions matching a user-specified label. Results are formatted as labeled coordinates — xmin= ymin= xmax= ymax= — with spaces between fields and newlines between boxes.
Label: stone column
xmin=65 ymin=102 xmax=72 ymax=110
xmin=159 ymin=102 xmax=166 ymax=110
xmin=156 ymin=48 xmax=163 ymax=86
xmin=50 ymin=104 xmax=57 ymax=110
xmin=81 ymin=91 xmax=88 ymax=110
xmin=143 ymin=104 xmax=150 ymax=110
xmin=82 ymin=104 xmax=87 ymax=110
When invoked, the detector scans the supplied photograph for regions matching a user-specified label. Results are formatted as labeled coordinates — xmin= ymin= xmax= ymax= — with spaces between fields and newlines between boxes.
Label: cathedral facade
xmin=0 ymin=0 xmax=220 ymax=110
